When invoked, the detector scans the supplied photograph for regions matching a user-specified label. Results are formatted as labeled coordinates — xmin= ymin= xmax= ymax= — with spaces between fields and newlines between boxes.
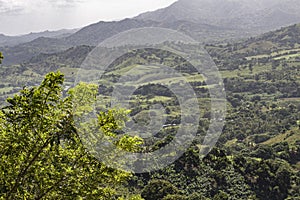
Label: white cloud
xmin=47 ymin=0 xmax=84 ymax=8
xmin=0 ymin=0 xmax=82 ymax=15
xmin=0 ymin=0 xmax=177 ymax=35
xmin=0 ymin=0 xmax=27 ymax=14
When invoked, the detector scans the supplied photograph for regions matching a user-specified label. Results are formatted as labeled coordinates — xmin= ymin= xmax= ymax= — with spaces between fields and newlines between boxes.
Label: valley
xmin=0 ymin=0 xmax=299 ymax=199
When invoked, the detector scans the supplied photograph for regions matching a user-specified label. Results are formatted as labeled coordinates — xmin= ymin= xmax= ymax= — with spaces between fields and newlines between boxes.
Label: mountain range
xmin=2 ymin=0 xmax=300 ymax=65
xmin=136 ymin=0 xmax=300 ymax=31
xmin=19 ymin=22 xmax=300 ymax=78
xmin=0 ymin=29 xmax=78 ymax=47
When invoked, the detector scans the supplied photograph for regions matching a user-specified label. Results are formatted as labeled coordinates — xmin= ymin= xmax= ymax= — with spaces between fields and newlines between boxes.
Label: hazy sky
xmin=0 ymin=0 xmax=177 ymax=35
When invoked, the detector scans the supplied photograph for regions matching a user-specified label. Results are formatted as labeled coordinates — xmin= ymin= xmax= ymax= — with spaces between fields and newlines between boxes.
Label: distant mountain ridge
xmin=64 ymin=19 xmax=157 ymax=46
xmin=20 ymin=23 xmax=300 ymax=74
xmin=232 ymin=23 xmax=300 ymax=55
xmin=2 ymin=0 xmax=300 ymax=65
xmin=23 ymin=45 xmax=94 ymax=74
xmin=0 ymin=18 xmax=234 ymax=65
xmin=0 ymin=29 xmax=78 ymax=47
xmin=136 ymin=0 xmax=300 ymax=31
xmin=0 ymin=37 xmax=71 ymax=65
xmin=0 ymin=21 xmax=299 ymax=97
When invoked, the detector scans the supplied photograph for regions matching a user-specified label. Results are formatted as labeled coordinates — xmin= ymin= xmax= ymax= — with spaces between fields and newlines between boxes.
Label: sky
xmin=0 ymin=0 xmax=177 ymax=36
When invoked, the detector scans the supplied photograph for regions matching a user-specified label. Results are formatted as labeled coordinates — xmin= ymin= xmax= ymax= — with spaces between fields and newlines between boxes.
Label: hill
xmin=206 ymin=23 xmax=300 ymax=71
xmin=202 ymin=23 xmax=300 ymax=150
xmin=136 ymin=0 xmax=300 ymax=31
xmin=3 ymin=0 xmax=300 ymax=65
xmin=0 ymin=29 xmax=78 ymax=47
xmin=64 ymin=19 xmax=157 ymax=46
xmin=0 ymin=37 xmax=72 ymax=65
xmin=0 ymin=20 xmax=299 ymax=199
xmin=24 ymin=45 xmax=94 ymax=75
xmin=12 ymin=23 xmax=300 ymax=148
xmin=0 ymin=18 xmax=234 ymax=65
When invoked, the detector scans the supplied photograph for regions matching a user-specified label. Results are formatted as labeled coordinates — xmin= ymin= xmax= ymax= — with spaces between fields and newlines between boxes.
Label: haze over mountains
xmin=2 ymin=0 xmax=300 ymax=65
xmin=0 ymin=29 xmax=78 ymax=47
xmin=20 ymin=23 xmax=300 ymax=75
xmin=136 ymin=0 xmax=300 ymax=31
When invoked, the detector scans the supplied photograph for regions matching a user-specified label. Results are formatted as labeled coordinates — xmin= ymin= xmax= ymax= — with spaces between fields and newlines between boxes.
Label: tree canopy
xmin=0 ymin=71 xmax=143 ymax=199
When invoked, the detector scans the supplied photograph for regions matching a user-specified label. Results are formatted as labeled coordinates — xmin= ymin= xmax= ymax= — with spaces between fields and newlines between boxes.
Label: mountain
xmin=5 ymin=22 xmax=298 ymax=86
xmin=52 ymin=0 xmax=299 ymax=48
xmin=65 ymin=18 xmax=238 ymax=45
xmin=246 ymin=23 xmax=300 ymax=49
xmin=207 ymin=23 xmax=300 ymax=60
xmin=0 ymin=18 xmax=232 ymax=65
xmin=136 ymin=0 xmax=300 ymax=31
xmin=24 ymin=45 xmax=94 ymax=73
xmin=21 ymin=23 xmax=300 ymax=74
xmin=0 ymin=29 xmax=78 ymax=47
xmin=0 ymin=18 xmax=299 ymax=200
xmin=65 ymin=19 xmax=157 ymax=46
xmin=3 ymin=0 xmax=300 ymax=65
xmin=0 ymin=19 xmax=157 ymax=65
xmin=0 ymin=37 xmax=71 ymax=65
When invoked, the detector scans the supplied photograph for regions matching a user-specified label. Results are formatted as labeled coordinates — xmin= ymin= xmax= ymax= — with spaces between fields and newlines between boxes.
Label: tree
xmin=187 ymin=193 xmax=208 ymax=200
xmin=0 ymin=71 xmax=143 ymax=199
xmin=0 ymin=52 xmax=3 ymax=64
xmin=141 ymin=180 xmax=179 ymax=200
xmin=162 ymin=194 xmax=186 ymax=200
xmin=213 ymin=190 xmax=229 ymax=200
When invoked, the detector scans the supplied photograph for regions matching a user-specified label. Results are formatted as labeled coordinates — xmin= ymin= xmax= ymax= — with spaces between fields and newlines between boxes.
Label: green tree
xmin=187 ymin=193 xmax=208 ymax=200
xmin=0 ymin=71 xmax=143 ymax=199
xmin=141 ymin=180 xmax=179 ymax=200
xmin=162 ymin=194 xmax=186 ymax=200
xmin=0 ymin=52 xmax=3 ymax=64
xmin=213 ymin=190 xmax=229 ymax=200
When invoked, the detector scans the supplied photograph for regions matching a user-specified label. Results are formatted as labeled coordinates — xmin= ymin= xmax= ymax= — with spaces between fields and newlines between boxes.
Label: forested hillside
xmin=0 ymin=20 xmax=299 ymax=200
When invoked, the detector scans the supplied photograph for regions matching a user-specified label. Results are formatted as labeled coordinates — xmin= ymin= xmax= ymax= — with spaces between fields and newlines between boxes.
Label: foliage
xmin=0 ymin=52 xmax=3 ymax=64
xmin=141 ymin=180 xmax=179 ymax=200
xmin=187 ymin=193 xmax=208 ymax=200
xmin=0 ymin=71 xmax=143 ymax=199
xmin=162 ymin=194 xmax=186 ymax=200
xmin=0 ymin=22 xmax=300 ymax=200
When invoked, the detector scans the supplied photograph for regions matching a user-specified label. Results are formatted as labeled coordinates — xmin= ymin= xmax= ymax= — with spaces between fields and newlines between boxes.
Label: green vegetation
xmin=0 ymin=72 xmax=143 ymax=199
xmin=0 ymin=23 xmax=300 ymax=199
xmin=0 ymin=52 xmax=3 ymax=64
